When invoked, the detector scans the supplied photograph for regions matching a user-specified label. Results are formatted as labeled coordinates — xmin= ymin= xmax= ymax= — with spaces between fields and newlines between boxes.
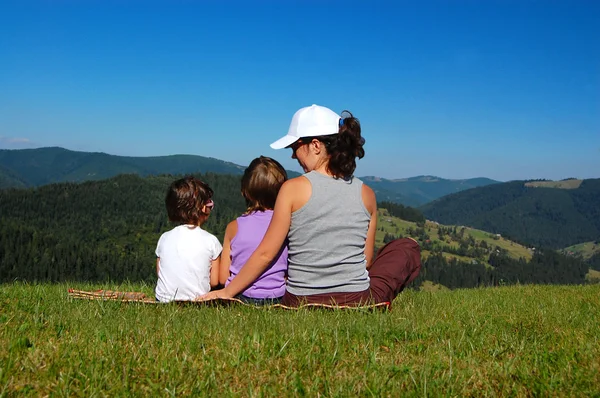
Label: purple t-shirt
xmin=226 ymin=210 xmax=288 ymax=299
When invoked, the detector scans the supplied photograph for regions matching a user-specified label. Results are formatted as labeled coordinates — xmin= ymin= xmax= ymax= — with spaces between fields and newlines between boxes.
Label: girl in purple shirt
xmin=219 ymin=156 xmax=288 ymax=304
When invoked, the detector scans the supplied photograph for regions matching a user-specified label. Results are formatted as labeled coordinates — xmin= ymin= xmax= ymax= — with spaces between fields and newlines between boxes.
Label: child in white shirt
xmin=155 ymin=176 xmax=222 ymax=302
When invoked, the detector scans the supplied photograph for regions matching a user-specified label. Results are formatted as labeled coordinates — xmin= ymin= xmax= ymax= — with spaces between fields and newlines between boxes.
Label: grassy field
xmin=2 ymin=283 xmax=599 ymax=396
xmin=524 ymin=180 xmax=583 ymax=189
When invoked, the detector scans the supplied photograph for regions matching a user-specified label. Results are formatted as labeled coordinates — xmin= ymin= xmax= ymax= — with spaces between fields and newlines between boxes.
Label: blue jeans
xmin=235 ymin=294 xmax=282 ymax=306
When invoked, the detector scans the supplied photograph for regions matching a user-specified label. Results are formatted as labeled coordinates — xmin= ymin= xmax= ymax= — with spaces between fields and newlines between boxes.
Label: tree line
xmin=378 ymin=201 xmax=425 ymax=223
xmin=410 ymin=248 xmax=589 ymax=289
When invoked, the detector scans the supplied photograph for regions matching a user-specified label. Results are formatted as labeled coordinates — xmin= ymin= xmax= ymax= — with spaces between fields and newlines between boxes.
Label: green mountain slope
xmin=375 ymin=209 xmax=533 ymax=265
xmin=0 ymin=147 xmax=246 ymax=187
xmin=375 ymin=209 xmax=588 ymax=288
xmin=0 ymin=164 xmax=27 ymax=189
xmin=362 ymin=175 xmax=499 ymax=206
xmin=421 ymin=179 xmax=600 ymax=249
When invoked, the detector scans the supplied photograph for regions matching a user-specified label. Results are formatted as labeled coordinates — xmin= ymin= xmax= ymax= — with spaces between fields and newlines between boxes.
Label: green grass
xmin=2 ymin=283 xmax=599 ymax=396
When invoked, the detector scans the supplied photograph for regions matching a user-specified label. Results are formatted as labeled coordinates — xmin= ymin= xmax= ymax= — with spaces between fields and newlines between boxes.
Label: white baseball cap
xmin=270 ymin=104 xmax=341 ymax=149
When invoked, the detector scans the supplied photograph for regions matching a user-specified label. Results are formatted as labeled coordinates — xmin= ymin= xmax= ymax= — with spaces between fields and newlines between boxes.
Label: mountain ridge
xmin=361 ymin=175 xmax=499 ymax=206
xmin=0 ymin=146 xmax=246 ymax=187
xmin=0 ymin=147 xmax=500 ymax=206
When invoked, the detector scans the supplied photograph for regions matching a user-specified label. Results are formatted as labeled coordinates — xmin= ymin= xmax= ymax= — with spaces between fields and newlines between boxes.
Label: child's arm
xmin=210 ymin=255 xmax=220 ymax=288
xmin=218 ymin=220 xmax=238 ymax=285
xmin=156 ymin=258 xmax=160 ymax=275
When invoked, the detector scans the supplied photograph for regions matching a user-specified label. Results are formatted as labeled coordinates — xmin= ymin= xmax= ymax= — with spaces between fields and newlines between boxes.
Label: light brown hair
xmin=241 ymin=156 xmax=287 ymax=213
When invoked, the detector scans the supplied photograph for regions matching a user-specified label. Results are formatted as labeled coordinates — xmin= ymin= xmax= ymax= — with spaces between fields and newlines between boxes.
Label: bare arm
xmin=362 ymin=183 xmax=378 ymax=269
xmin=218 ymin=220 xmax=237 ymax=285
xmin=210 ymin=255 xmax=220 ymax=288
xmin=198 ymin=179 xmax=296 ymax=299
xmin=156 ymin=258 xmax=160 ymax=275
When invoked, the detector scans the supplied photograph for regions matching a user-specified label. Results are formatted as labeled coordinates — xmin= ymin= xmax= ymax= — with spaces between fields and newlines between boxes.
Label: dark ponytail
xmin=313 ymin=110 xmax=365 ymax=179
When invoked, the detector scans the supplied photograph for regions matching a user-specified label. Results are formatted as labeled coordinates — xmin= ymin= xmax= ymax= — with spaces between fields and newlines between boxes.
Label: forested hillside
xmin=0 ymin=173 xmax=590 ymax=288
xmin=421 ymin=179 xmax=600 ymax=249
xmin=0 ymin=173 xmax=246 ymax=282
xmin=0 ymin=164 xmax=27 ymax=189
xmin=0 ymin=147 xmax=246 ymax=187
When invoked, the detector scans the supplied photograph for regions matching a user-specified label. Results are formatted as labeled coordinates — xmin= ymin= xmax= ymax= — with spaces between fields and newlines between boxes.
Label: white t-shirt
xmin=155 ymin=225 xmax=222 ymax=302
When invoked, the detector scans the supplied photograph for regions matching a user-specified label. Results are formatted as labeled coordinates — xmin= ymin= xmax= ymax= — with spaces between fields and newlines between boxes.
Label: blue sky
xmin=1 ymin=1 xmax=598 ymax=181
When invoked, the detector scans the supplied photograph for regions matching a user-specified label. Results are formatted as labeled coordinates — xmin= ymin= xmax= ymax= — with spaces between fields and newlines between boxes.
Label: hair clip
xmin=339 ymin=118 xmax=344 ymax=127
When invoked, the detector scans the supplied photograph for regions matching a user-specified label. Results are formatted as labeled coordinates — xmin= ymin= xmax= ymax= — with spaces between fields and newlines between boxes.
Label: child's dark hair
xmin=303 ymin=110 xmax=365 ymax=179
xmin=165 ymin=176 xmax=214 ymax=225
xmin=241 ymin=156 xmax=287 ymax=213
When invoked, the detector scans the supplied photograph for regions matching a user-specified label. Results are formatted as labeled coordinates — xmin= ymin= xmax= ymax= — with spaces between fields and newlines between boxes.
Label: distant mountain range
xmin=0 ymin=147 xmax=499 ymax=206
xmin=362 ymin=175 xmax=499 ymax=207
xmin=0 ymin=147 xmax=245 ymax=188
xmin=420 ymin=179 xmax=600 ymax=249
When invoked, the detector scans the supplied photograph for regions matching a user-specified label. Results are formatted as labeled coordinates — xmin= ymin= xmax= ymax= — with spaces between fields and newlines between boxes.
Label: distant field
xmin=524 ymin=179 xmax=583 ymax=189
xmin=588 ymin=269 xmax=600 ymax=283
xmin=375 ymin=210 xmax=533 ymax=264
xmin=375 ymin=212 xmax=416 ymax=245
xmin=419 ymin=280 xmax=449 ymax=292
xmin=466 ymin=227 xmax=533 ymax=260
xmin=2 ymin=283 xmax=599 ymax=396
xmin=564 ymin=241 xmax=600 ymax=260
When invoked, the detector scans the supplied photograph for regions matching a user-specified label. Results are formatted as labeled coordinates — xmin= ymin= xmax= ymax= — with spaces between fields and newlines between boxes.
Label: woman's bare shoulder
xmin=282 ymin=175 xmax=310 ymax=191
xmin=280 ymin=175 xmax=311 ymax=211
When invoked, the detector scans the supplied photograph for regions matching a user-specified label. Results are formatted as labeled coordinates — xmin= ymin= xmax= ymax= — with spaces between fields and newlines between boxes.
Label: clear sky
xmin=1 ymin=1 xmax=598 ymax=181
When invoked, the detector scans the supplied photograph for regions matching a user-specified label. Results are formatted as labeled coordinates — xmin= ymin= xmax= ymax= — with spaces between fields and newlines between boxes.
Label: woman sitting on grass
xmin=219 ymin=156 xmax=289 ymax=305
xmin=155 ymin=176 xmax=221 ymax=302
xmin=200 ymin=104 xmax=421 ymax=307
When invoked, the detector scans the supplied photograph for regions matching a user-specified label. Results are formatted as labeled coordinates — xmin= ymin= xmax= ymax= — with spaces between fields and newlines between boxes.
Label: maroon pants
xmin=282 ymin=238 xmax=422 ymax=308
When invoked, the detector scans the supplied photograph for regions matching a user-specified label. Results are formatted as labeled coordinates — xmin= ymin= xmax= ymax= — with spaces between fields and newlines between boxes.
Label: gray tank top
xmin=286 ymin=171 xmax=371 ymax=295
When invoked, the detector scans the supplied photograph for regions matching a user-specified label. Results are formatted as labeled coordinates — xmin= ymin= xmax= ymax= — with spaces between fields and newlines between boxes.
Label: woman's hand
xmin=196 ymin=288 xmax=233 ymax=301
